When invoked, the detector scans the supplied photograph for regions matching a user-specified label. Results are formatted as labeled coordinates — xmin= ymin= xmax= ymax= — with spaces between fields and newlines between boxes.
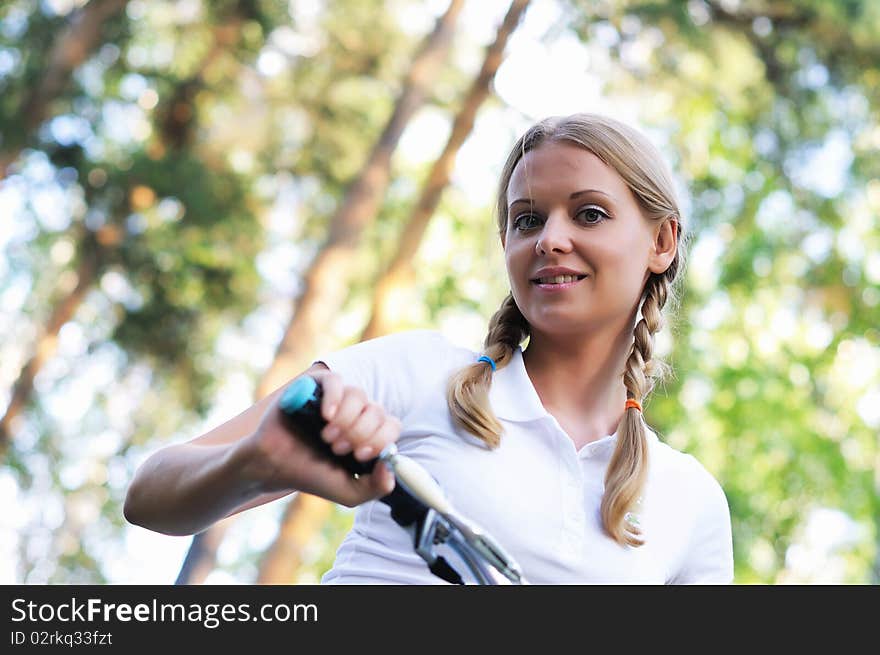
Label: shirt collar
xmin=488 ymin=346 xmax=548 ymax=422
xmin=488 ymin=346 xmax=660 ymax=447
xmin=579 ymin=427 xmax=659 ymax=462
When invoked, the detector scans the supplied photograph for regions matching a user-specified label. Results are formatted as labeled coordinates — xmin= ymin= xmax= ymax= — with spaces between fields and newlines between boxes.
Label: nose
xmin=535 ymin=211 xmax=573 ymax=255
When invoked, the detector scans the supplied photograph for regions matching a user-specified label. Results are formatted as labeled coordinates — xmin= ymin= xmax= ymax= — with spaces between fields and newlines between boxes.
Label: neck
xmin=522 ymin=320 xmax=636 ymax=442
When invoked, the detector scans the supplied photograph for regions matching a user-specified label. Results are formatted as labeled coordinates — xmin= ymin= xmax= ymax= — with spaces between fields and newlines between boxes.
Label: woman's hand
xmin=235 ymin=368 xmax=399 ymax=507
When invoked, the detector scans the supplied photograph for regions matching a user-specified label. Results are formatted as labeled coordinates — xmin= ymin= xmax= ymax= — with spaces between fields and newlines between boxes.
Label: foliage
xmin=560 ymin=0 xmax=879 ymax=582
xmin=1 ymin=0 xmax=877 ymax=584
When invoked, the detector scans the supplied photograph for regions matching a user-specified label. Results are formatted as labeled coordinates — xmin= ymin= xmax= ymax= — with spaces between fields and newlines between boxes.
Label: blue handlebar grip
xmin=278 ymin=376 xmax=377 ymax=477
xmin=279 ymin=375 xmax=319 ymax=414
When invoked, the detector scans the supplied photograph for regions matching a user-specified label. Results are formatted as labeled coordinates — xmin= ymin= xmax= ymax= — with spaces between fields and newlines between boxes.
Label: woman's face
xmin=503 ymin=141 xmax=672 ymax=338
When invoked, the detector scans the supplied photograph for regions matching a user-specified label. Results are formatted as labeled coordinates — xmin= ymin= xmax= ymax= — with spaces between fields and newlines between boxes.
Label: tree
xmin=0 ymin=0 xmax=130 ymax=178
xmin=176 ymin=0 xmax=467 ymax=585
xmin=1 ymin=2 xmax=268 ymax=454
xmin=360 ymin=0 xmax=532 ymax=342
xmin=255 ymin=0 xmax=533 ymax=584
xmin=562 ymin=0 xmax=880 ymax=582
xmin=1 ymin=0 xmax=282 ymax=582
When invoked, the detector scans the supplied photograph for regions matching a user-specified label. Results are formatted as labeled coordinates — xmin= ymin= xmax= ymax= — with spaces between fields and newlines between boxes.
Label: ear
xmin=648 ymin=217 xmax=678 ymax=275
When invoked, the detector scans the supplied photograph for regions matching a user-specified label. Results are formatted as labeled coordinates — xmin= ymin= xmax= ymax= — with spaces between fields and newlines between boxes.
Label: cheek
xmin=601 ymin=241 xmax=651 ymax=294
xmin=503 ymin=240 xmax=526 ymax=273
xmin=503 ymin=244 xmax=531 ymax=301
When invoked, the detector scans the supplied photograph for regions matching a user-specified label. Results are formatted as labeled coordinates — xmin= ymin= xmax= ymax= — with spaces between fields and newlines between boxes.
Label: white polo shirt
xmin=316 ymin=330 xmax=733 ymax=584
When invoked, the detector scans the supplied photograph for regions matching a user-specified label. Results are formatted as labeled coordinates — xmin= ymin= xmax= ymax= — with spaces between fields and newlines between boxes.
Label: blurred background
xmin=1 ymin=0 xmax=878 ymax=585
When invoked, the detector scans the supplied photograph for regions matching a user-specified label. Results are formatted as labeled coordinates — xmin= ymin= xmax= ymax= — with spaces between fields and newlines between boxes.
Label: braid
xmin=602 ymin=272 xmax=674 ymax=546
xmin=484 ymin=293 xmax=530 ymax=354
xmin=626 ymin=272 xmax=669 ymax=393
xmin=446 ymin=293 xmax=529 ymax=447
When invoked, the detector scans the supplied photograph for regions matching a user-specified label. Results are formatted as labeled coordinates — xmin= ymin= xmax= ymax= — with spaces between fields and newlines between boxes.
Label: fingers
xmin=321 ymin=384 xmax=368 ymax=453
xmin=367 ymin=461 xmax=396 ymax=496
xmin=323 ymin=384 xmax=366 ymax=437
xmin=348 ymin=461 xmax=396 ymax=505
xmin=290 ymin=373 xmax=400 ymax=505
xmin=321 ymin=386 xmax=400 ymax=462
xmin=354 ymin=414 xmax=400 ymax=461
xmin=328 ymin=461 xmax=395 ymax=507
xmin=318 ymin=372 xmax=344 ymax=422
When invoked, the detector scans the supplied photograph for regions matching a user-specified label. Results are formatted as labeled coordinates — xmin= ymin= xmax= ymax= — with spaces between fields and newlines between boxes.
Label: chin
xmin=531 ymin=299 xmax=630 ymax=330
xmin=526 ymin=312 xmax=598 ymax=336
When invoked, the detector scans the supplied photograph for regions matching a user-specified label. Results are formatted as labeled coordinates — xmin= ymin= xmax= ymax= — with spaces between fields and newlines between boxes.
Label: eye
xmin=576 ymin=205 xmax=610 ymax=224
xmin=512 ymin=213 xmax=543 ymax=231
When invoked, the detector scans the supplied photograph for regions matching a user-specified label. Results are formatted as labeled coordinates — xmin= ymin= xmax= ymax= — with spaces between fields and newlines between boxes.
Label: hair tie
xmin=625 ymin=399 xmax=642 ymax=412
xmin=477 ymin=355 xmax=496 ymax=372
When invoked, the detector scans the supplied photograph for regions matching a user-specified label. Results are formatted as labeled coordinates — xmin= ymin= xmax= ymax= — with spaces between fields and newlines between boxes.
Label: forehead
xmin=507 ymin=141 xmax=627 ymax=201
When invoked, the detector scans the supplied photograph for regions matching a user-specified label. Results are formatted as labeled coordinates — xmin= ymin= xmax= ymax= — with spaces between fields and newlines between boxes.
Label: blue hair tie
xmin=477 ymin=355 xmax=496 ymax=372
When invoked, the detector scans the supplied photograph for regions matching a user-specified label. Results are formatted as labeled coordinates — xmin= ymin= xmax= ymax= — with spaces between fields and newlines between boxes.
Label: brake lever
xmin=377 ymin=444 xmax=526 ymax=584
xmin=445 ymin=512 xmax=525 ymax=584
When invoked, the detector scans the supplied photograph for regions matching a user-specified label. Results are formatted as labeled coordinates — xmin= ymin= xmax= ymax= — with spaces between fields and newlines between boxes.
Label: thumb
xmin=360 ymin=461 xmax=395 ymax=499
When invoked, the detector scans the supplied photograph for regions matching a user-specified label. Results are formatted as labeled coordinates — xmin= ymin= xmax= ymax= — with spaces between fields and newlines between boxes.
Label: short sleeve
xmin=669 ymin=457 xmax=735 ymax=584
xmin=312 ymin=330 xmax=452 ymax=422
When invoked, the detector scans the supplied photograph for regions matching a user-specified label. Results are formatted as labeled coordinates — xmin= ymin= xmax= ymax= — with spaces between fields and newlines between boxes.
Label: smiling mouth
xmin=530 ymin=274 xmax=587 ymax=285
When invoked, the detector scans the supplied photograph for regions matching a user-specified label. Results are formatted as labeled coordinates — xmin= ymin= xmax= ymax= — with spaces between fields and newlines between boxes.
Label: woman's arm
xmin=123 ymin=363 xmax=398 ymax=536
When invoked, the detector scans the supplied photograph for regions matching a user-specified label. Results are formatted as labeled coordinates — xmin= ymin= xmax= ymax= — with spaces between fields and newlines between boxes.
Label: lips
xmin=531 ymin=274 xmax=587 ymax=285
xmin=529 ymin=267 xmax=588 ymax=285
xmin=531 ymin=277 xmax=587 ymax=292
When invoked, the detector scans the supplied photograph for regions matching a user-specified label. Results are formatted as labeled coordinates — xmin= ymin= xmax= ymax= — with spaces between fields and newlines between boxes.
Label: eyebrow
xmin=508 ymin=189 xmax=612 ymax=206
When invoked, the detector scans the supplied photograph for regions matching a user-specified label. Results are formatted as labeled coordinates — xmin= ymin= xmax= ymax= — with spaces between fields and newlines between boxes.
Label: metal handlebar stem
xmin=378 ymin=444 xmax=528 ymax=585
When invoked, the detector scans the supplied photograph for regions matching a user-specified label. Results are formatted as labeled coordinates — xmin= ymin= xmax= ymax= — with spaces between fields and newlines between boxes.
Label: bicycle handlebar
xmin=278 ymin=375 xmax=527 ymax=585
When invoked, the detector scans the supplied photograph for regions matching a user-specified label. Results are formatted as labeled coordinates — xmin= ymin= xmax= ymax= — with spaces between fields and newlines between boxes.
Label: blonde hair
xmin=446 ymin=113 xmax=688 ymax=547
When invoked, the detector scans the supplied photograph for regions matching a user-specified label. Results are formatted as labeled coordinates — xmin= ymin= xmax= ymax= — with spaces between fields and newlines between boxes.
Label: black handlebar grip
xmin=278 ymin=376 xmax=420 ymax=517
xmin=278 ymin=375 xmax=378 ymax=477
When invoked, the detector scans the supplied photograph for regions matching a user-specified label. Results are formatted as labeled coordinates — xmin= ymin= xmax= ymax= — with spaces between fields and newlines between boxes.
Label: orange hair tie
xmin=625 ymin=399 xmax=642 ymax=412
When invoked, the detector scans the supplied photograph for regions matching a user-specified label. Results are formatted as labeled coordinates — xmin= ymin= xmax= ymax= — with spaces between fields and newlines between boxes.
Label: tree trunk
xmin=174 ymin=516 xmax=234 ymax=585
xmin=174 ymin=0 xmax=465 ymax=585
xmin=256 ymin=494 xmax=334 ymax=584
xmin=155 ymin=20 xmax=243 ymax=152
xmin=0 ymin=0 xmax=130 ymax=178
xmin=255 ymin=0 xmax=465 ymax=400
xmin=253 ymin=0 xmax=531 ymax=586
xmin=152 ymin=20 xmax=248 ymax=584
xmin=0 ymin=229 xmax=105 ymax=454
xmin=0 ymin=0 xmax=131 ymax=441
xmin=0 ymin=11 xmax=239 ymax=457
xmin=361 ymin=0 xmax=532 ymax=341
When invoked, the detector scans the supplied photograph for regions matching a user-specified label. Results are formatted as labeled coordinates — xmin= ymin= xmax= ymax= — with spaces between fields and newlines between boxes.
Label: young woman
xmin=125 ymin=113 xmax=734 ymax=584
